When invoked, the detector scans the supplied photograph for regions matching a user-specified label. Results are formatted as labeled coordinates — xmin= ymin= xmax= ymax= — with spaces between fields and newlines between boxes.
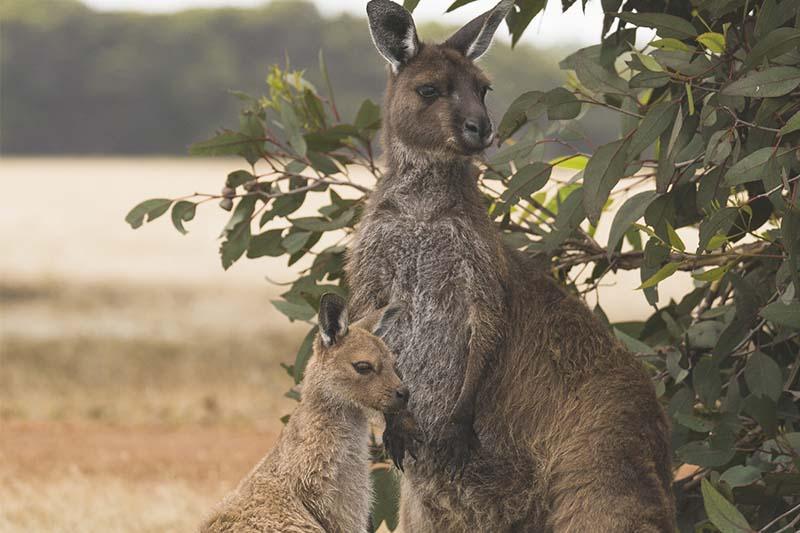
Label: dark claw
xmin=382 ymin=411 xmax=422 ymax=471
xmin=435 ymin=417 xmax=480 ymax=479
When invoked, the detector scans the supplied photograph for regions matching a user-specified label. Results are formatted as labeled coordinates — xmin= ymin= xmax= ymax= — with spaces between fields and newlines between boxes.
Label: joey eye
xmin=416 ymin=85 xmax=438 ymax=99
xmin=481 ymin=85 xmax=492 ymax=99
xmin=352 ymin=361 xmax=374 ymax=375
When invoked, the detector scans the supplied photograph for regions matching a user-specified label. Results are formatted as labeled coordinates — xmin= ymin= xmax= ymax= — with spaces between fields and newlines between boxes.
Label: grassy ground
xmin=0 ymin=277 xmax=306 ymax=532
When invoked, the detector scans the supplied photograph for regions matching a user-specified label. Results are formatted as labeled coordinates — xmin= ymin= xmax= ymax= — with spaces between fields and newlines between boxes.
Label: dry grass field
xmin=0 ymin=277 xmax=305 ymax=532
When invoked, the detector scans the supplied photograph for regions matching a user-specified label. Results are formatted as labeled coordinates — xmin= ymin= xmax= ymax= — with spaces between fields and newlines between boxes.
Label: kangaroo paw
xmin=435 ymin=417 xmax=480 ymax=479
xmin=383 ymin=410 xmax=422 ymax=471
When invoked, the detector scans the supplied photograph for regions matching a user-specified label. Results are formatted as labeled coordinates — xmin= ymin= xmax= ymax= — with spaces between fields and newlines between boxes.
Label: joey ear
xmin=366 ymin=0 xmax=419 ymax=72
xmin=318 ymin=293 xmax=349 ymax=347
xmin=444 ymin=0 xmax=513 ymax=60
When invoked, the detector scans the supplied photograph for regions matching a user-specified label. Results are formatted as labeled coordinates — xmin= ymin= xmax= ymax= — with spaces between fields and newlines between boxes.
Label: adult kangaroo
xmin=346 ymin=1 xmax=676 ymax=531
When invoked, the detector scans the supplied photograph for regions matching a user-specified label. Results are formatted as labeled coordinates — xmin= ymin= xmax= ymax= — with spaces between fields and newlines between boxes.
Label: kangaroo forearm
xmin=451 ymin=346 xmax=487 ymax=422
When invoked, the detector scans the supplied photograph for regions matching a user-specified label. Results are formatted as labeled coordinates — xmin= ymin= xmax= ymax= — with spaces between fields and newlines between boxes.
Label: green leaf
xmin=224 ymin=195 xmax=257 ymax=233
xmin=370 ymin=467 xmax=400 ymax=530
xmin=692 ymin=265 xmax=730 ymax=282
xmin=272 ymin=299 xmax=315 ymax=322
xmin=759 ymin=301 xmax=800 ymax=329
xmin=638 ymin=262 xmax=679 ymax=289
xmin=506 ymin=0 xmax=546 ymax=47
xmin=291 ymin=208 xmax=356 ymax=233
xmin=307 ymin=151 xmax=340 ymax=176
xmin=701 ymin=479 xmax=752 ymax=533
xmin=226 ymin=170 xmax=255 ymax=188
xmin=542 ymin=187 xmax=586 ymax=253
xmin=726 ymin=147 xmax=795 ymax=186
xmin=628 ymin=101 xmax=678 ymax=158
xmin=615 ymin=12 xmax=698 ymax=39
xmin=446 ymin=0 xmax=475 ymax=13
xmin=651 ymin=38 xmax=693 ymax=52
xmin=293 ymin=326 xmax=318 ymax=383
xmin=721 ymin=67 xmax=800 ymax=98
xmin=303 ymin=88 xmax=327 ymax=128
xmin=572 ymin=54 xmax=630 ymax=95
xmin=720 ymin=466 xmax=761 ymax=488
xmin=688 ymin=321 xmax=725 ymax=350
xmin=550 ymin=155 xmax=588 ymax=170
xmin=500 ymin=162 xmax=552 ymax=206
xmin=403 ymin=0 xmax=421 ymax=11
xmin=125 ymin=198 xmax=172 ymax=229
xmin=282 ymin=231 xmax=313 ymax=254
xmin=667 ymin=350 xmax=689 ymax=383
xmin=606 ymin=191 xmax=659 ymax=255
xmin=674 ymin=412 xmax=715 ymax=432
xmin=318 ymin=49 xmax=338 ymax=122
xmin=633 ymin=52 xmax=664 ymax=72
xmin=497 ymin=91 xmax=544 ymax=141
xmin=189 ymin=131 xmax=256 ymax=157
xmin=693 ymin=356 xmax=721 ymax=406
xmin=744 ymin=351 xmax=784 ymax=401
xmin=629 ymin=71 xmax=670 ymax=88
xmin=697 ymin=32 xmax=725 ymax=53
xmin=613 ymin=327 xmax=655 ymax=354
xmin=698 ymin=207 xmax=738 ymax=252
xmin=743 ymin=27 xmax=800 ymax=70
xmin=279 ymin=101 xmax=307 ymax=157
xmin=261 ymin=192 xmax=306 ymax=226
xmin=666 ymin=222 xmax=685 ymax=251
xmin=354 ymin=98 xmax=381 ymax=132
xmin=170 ymin=201 xmax=196 ymax=235
xmin=743 ymin=394 xmax=778 ymax=435
xmin=726 ymin=148 xmax=774 ymax=186
xmin=545 ymin=87 xmax=580 ymax=120
xmin=583 ymin=138 xmax=631 ymax=225
xmin=678 ymin=442 xmax=734 ymax=467
xmin=220 ymin=219 xmax=251 ymax=271
xmin=489 ymin=136 xmax=539 ymax=166
xmin=247 ymin=229 xmax=285 ymax=258
xmin=780 ymin=110 xmax=800 ymax=135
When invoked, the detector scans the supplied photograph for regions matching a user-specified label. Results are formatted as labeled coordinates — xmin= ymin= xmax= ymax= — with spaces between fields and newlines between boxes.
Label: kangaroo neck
xmin=297 ymin=386 xmax=367 ymax=438
xmin=378 ymin=139 xmax=480 ymax=203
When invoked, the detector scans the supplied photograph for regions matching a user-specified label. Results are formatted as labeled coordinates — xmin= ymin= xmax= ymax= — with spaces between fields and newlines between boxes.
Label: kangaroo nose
xmin=395 ymin=386 xmax=410 ymax=405
xmin=463 ymin=117 xmax=492 ymax=146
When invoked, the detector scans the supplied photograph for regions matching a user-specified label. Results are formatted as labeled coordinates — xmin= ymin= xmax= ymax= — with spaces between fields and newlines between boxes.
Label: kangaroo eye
xmin=481 ymin=85 xmax=492 ymax=99
xmin=352 ymin=361 xmax=374 ymax=375
xmin=416 ymin=85 xmax=438 ymax=99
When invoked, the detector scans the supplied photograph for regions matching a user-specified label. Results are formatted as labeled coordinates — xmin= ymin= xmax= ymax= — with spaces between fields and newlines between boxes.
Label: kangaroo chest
xmin=350 ymin=207 xmax=503 ymax=424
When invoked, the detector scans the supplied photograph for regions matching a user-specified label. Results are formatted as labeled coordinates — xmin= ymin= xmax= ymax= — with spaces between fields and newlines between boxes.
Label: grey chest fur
xmin=349 ymin=207 xmax=502 ymax=432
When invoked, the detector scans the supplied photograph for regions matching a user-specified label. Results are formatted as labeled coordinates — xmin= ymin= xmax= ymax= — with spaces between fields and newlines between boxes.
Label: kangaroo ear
xmin=444 ymin=0 xmax=513 ymax=60
xmin=366 ymin=0 xmax=419 ymax=72
xmin=318 ymin=293 xmax=349 ymax=347
xmin=372 ymin=302 xmax=405 ymax=338
xmin=351 ymin=301 xmax=406 ymax=337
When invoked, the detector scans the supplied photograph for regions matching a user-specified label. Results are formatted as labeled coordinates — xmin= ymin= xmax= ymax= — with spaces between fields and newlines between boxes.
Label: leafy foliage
xmin=128 ymin=0 xmax=800 ymax=530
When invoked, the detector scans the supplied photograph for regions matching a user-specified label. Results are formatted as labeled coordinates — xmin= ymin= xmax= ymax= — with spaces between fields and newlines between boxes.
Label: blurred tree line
xmin=1 ymin=0 xmax=586 ymax=154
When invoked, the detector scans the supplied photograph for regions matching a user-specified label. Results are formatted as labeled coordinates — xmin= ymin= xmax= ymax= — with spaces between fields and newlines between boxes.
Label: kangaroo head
xmin=367 ymin=0 xmax=512 ymax=159
xmin=306 ymin=293 xmax=408 ymax=414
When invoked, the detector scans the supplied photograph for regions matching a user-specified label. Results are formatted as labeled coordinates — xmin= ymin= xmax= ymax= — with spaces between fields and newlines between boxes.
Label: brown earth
xmin=0 ymin=420 xmax=279 ymax=485
xmin=0 ymin=420 xmax=281 ymax=532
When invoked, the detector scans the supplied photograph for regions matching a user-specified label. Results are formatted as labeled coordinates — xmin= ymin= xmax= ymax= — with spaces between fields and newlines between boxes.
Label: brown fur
xmin=200 ymin=299 xmax=408 ymax=533
xmin=349 ymin=2 xmax=676 ymax=531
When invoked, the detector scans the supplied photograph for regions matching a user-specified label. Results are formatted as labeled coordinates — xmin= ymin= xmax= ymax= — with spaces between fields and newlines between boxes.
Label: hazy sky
xmin=80 ymin=0 xmax=606 ymax=47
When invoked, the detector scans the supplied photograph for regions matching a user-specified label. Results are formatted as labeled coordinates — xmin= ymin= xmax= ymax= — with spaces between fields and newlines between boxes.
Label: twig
xmin=760 ymin=502 xmax=800 ymax=532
